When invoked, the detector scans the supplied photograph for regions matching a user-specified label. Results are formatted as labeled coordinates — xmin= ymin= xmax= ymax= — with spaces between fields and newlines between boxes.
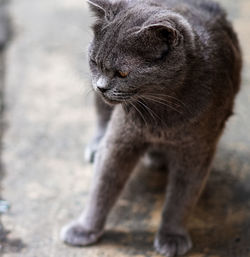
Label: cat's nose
xmin=96 ymin=76 xmax=109 ymax=94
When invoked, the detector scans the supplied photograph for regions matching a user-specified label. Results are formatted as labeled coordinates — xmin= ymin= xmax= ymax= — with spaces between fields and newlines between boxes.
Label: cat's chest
xmin=122 ymin=105 xmax=197 ymax=145
xmin=144 ymin=126 xmax=186 ymax=145
xmin=144 ymin=126 xmax=202 ymax=149
xmin=128 ymin=118 xmax=193 ymax=145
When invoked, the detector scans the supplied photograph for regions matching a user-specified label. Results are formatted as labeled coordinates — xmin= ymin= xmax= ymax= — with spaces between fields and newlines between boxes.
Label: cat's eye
xmin=117 ymin=71 xmax=129 ymax=78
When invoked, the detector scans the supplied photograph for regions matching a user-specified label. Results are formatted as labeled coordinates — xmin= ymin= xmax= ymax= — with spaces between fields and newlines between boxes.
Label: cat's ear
xmin=87 ymin=0 xmax=111 ymax=19
xmin=135 ymin=22 xmax=182 ymax=47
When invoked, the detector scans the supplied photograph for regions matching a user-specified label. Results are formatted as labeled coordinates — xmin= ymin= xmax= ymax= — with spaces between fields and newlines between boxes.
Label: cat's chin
xmin=102 ymin=97 xmax=122 ymax=105
xmin=101 ymin=95 xmax=128 ymax=105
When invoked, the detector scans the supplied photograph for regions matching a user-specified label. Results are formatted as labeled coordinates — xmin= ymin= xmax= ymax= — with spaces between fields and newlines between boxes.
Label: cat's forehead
xmin=92 ymin=17 xmax=147 ymax=52
xmin=92 ymin=5 xmax=152 ymax=40
xmin=91 ymin=24 xmax=138 ymax=59
xmin=90 ymin=5 xmax=170 ymax=64
xmin=91 ymin=38 xmax=138 ymax=69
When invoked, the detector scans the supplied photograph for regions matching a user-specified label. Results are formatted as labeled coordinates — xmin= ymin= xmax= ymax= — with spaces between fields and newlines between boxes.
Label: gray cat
xmin=61 ymin=0 xmax=242 ymax=256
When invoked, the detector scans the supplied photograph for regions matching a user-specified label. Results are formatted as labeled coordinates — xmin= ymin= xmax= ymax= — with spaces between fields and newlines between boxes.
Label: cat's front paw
xmin=60 ymin=221 xmax=103 ymax=246
xmin=154 ymin=230 xmax=192 ymax=257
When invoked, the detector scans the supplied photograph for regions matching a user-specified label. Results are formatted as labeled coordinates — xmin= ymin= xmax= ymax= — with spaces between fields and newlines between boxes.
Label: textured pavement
xmin=1 ymin=0 xmax=250 ymax=256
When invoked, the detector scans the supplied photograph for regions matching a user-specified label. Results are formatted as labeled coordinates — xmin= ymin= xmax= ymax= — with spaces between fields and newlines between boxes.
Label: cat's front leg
xmin=154 ymin=144 xmax=215 ymax=257
xmin=61 ymin=109 xmax=146 ymax=246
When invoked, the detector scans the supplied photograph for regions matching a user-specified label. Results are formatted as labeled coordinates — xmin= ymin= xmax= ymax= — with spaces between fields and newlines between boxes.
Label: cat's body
xmin=61 ymin=0 xmax=241 ymax=256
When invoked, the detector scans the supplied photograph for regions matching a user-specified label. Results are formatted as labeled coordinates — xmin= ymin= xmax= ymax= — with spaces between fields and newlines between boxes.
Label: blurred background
xmin=0 ymin=0 xmax=249 ymax=256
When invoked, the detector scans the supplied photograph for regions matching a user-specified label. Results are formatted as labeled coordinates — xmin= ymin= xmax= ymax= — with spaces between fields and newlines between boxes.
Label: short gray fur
xmin=61 ymin=0 xmax=242 ymax=256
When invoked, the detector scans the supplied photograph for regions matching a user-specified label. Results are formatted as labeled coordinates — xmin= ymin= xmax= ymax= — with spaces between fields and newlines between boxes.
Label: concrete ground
xmin=0 ymin=0 xmax=250 ymax=256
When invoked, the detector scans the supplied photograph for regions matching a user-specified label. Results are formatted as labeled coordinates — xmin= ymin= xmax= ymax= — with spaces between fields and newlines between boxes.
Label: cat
xmin=60 ymin=0 xmax=242 ymax=256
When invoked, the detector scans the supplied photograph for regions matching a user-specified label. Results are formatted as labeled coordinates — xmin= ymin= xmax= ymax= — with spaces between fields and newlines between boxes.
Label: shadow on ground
xmin=96 ymin=147 xmax=250 ymax=257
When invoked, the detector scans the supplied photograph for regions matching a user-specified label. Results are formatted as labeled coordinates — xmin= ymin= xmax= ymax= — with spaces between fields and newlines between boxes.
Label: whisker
xmin=137 ymin=98 xmax=160 ymax=125
xmin=142 ymin=95 xmax=183 ymax=115
xmin=130 ymin=101 xmax=148 ymax=128
xmin=137 ymin=100 xmax=156 ymax=123
xmin=144 ymin=93 xmax=185 ymax=108
xmin=122 ymin=99 xmax=130 ymax=114
xmin=83 ymin=87 xmax=95 ymax=100
xmin=148 ymin=93 xmax=193 ymax=115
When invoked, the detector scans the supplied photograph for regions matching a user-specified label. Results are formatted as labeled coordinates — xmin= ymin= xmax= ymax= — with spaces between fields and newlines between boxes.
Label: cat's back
xmin=160 ymin=0 xmax=234 ymax=39
xmin=155 ymin=0 xmax=225 ymax=20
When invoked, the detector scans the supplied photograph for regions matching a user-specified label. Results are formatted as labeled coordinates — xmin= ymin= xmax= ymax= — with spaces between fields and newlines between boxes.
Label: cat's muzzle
xmin=97 ymin=89 xmax=137 ymax=105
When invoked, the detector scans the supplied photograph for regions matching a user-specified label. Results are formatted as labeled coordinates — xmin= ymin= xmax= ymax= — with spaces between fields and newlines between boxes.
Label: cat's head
xmin=87 ymin=0 xmax=195 ymax=105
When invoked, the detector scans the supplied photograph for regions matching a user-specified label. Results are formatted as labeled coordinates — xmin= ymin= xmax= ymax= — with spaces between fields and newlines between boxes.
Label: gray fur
xmin=61 ymin=0 xmax=242 ymax=256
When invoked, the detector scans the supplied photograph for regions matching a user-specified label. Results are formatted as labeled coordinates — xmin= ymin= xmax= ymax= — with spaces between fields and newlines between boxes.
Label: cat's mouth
xmin=100 ymin=91 xmax=137 ymax=105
